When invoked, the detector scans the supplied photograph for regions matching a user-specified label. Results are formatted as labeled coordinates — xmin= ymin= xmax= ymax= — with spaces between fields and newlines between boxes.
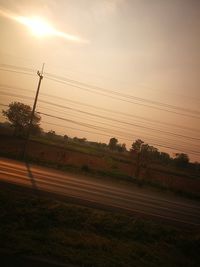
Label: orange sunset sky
xmin=0 ymin=0 xmax=200 ymax=162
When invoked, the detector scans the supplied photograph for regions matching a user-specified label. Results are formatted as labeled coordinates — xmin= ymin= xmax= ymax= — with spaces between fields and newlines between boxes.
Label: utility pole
xmin=22 ymin=63 xmax=45 ymax=160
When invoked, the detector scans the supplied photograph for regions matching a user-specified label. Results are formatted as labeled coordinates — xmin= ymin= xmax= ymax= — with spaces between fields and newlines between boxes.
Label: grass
xmin=0 ymin=133 xmax=200 ymax=201
xmin=1 ymin=148 xmax=200 ymax=201
xmin=0 ymin=185 xmax=200 ymax=267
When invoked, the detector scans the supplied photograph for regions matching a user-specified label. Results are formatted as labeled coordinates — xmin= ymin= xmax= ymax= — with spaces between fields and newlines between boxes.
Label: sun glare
xmin=16 ymin=16 xmax=55 ymax=37
xmin=0 ymin=8 xmax=88 ymax=43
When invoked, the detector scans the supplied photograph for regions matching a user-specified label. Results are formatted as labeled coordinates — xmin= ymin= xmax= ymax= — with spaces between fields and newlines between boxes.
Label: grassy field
xmin=0 ymin=134 xmax=200 ymax=200
xmin=0 ymin=184 xmax=200 ymax=267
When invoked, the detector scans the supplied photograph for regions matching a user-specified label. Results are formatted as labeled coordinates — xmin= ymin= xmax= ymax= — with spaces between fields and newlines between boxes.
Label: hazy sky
xmin=0 ymin=0 xmax=200 ymax=161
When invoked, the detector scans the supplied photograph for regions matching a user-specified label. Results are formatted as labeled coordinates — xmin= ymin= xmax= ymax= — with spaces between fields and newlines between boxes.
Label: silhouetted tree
xmin=131 ymin=140 xmax=156 ymax=178
xmin=46 ymin=130 xmax=56 ymax=139
xmin=108 ymin=137 xmax=118 ymax=151
xmin=63 ymin=134 xmax=69 ymax=143
xmin=159 ymin=152 xmax=171 ymax=164
xmin=73 ymin=137 xmax=87 ymax=143
xmin=117 ymin=143 xmax=127 ymax=152
xmin=2 ymin=101 xmax=41 ymax=136
xmin=174 ymin=153 xmax=189 ymax=168
xmin=131 ymin=139 xmax=144 ymax=153
xmin=131 ymin=139 xmax=144 ymax=178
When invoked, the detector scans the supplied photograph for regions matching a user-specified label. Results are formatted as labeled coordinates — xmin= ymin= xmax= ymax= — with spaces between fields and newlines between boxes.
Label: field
xmin=0 ymin=133 xmax=200 ymax=199
xmin=0 ymin=183 xmax=200 ymax=267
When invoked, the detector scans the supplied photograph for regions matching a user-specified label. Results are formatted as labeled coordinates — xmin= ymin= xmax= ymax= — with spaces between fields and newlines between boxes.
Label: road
xmin=0 ymin=157 xmax=200 ymax=227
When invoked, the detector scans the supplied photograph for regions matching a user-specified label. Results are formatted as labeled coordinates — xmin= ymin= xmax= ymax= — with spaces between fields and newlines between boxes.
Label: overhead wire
xmin=38 ymin=99 xmax=200 ymax=141
xmin=1 ymin=64 xmax=200 ymax=158
xmin=1 ymin=90 xmax=199 ymax=142
xmin=40 ymin=91 xmax=199 ymax=133
xmin=42 ymin=121 xmax=120 ymax=140
xmin=1 ymin=63 xmax=199 ymax=117
xmin=0 ymin=63 xmax=36 ymax=73
xmin=45 ymin=72 xmax=200 ymax=117
xmin=0 ymin=89 xmax=199 ymax=149
xmin=40 ymin=113 xmax=200 ymax=156
xmin=0 ymin=67 xmax=35 ymax=76
xmin=1 ymin=83 xmax=199 ymax=133
xmin=39 ymin=107 xmax=199 ymax=150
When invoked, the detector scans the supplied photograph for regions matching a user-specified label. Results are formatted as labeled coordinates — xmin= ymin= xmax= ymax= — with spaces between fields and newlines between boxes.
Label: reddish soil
xmin=0 ymin=134 xmax=199 ymax=196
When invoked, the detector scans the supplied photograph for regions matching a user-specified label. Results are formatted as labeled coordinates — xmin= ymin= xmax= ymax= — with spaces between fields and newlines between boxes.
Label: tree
xmin=131 ymin=139 xmax=155 ymax=178
xmin=108 ymin=137 xmax=118 ymax=151
xmin=2 ymin=102 xmax=41 ymax=136
xmin=63 ymin=134 xmax=69 ymax=143
xmin=117 ymin=143 xmax=127 ymax=152
xmin=131 ymin=139 xmax=144 ymax=153
xmin=174 ymin=153 xmax=189 ymax=168
xmin=159 ymin=152 xmax=171 ymax=164
xmin=46 ymin=130 xmax=56 ymax=139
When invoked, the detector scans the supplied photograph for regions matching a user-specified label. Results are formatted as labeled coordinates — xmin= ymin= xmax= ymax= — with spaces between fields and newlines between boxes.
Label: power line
xmin=1 ymin=64 xmax=199 ymax=157
xmin=0 ymin=102 xmax=198 ymax=154
xmin=40 ymin=110 xmax=199 ymax=150
xmin=0 ymin=91 xmax=34 ymax=101
xmin=0 ymin=63 xmax=36 ymax=73
xmin=40 ymin=91 xmax=199 ymax=133
xmin=40 ymin=114 xmax=200 ymax=156
xmin=45 ymin=76 xmax=200 ymax=120
xmin=45 ymin=72 xmax=200 ymax=117
xmin=0 ymin=95 xmax=199 ymax=155
xmin=42 ymin=121 xmax=118 ymax=139
xmin=40 ymin=112 xmax=200 ymax=155
xmin=2 ymin=63 xmax=200 ymax=118
xmin=1 ymin=90 xmax=199 ymax=142
xmin=3 ymin=101 xmax=193 ymax=149
xmin=0 ymin=67 xmax=35 ymax=76
xmin=1 ymin=83 xmax=199 ymax=133
xmin=0 ymin=84 xmax=35 ymax=94
xmin=38 ymin=99 xmax=200 ymax=141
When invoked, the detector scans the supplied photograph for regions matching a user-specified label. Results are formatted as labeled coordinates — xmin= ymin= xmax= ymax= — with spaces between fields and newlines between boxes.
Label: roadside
xmin=0 ymin=250 xmax=74 ymax=267
xmin=0 ymin=185 xmax=199 ymax=267
xmin=0 ymin=134 xmax=199 ymax=201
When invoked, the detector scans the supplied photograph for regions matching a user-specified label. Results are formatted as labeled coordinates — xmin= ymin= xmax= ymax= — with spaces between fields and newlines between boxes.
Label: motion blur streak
xmin=0 ymin=7 xmax=88 ymax=43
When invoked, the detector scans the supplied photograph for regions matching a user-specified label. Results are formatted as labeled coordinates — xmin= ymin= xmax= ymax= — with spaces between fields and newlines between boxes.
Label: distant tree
xmin=2 ymin=101 xmax=41 ymax=136
xmin=79 ymin=137 xmax=87 ymax=143
xmin=46 ymin=130 xmax=56 ymax=139
xmin=63 ymin=134 xmax=69 ymax=143
xmin=159 ymin=152 xmax=171 ymax=164
xmin=130 ymin=139 xmax=143 ymax=177
xmin=174 ymin=153 xmax=189 ymax=168
xmin=73 ymin=137 xmax=87 ymax=143
xmin=131 ymin=139 xmax=144 ymax=152
xmin=73 ymin=137 xmax=79 ymax=142
xmin=108 ymin=137 xmax=118 ymax=151
xmin=131 ymin=139 xmax=155 ymax=178
xmin=117 ymin=143 xmax=127 ymax=152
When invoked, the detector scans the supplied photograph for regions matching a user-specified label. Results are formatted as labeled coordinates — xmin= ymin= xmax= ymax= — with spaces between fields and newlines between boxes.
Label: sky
xmin=0 ymin=0 xmax=200 ymax=162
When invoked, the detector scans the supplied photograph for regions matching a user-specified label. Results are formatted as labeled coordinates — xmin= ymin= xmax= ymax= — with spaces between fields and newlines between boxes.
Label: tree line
xmin=1 ymin=101 xmax=198 ymax=171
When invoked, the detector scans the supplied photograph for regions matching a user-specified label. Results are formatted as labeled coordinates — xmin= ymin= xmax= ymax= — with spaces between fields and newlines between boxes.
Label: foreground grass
xmin=0 ymin=186 xmax=200 ymax=267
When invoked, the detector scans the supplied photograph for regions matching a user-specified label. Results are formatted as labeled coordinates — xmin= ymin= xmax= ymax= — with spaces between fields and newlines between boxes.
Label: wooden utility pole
xmin=22 ymin=63 xmax=44 ymax=160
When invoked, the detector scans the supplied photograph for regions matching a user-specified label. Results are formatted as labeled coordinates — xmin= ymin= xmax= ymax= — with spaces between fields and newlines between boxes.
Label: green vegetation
xmin=0 ymin=186 xmax=199 ymax=267
xmin=0 ymin=101 xmax=200 ymax=201
xmin=2 ymin=101 xmax=41 ymax=136
xmin=0 ymin=132 xmax=200 ymax=200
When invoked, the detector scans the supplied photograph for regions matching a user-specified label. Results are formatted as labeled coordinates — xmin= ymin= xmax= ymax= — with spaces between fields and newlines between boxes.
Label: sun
xmin=16 ymin=16 xmax=55 ymax=37
xmin=0 ymin=8 xmax=87 ymax=42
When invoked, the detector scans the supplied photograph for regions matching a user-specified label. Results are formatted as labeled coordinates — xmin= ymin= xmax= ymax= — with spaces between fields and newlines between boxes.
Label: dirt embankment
xmin=0 ymin=134 xmax=200 ymax=197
